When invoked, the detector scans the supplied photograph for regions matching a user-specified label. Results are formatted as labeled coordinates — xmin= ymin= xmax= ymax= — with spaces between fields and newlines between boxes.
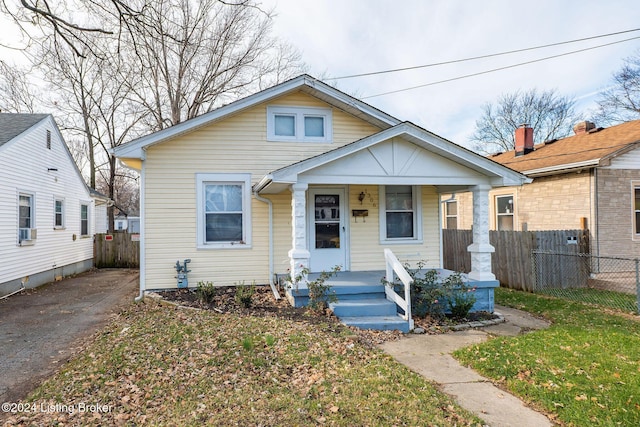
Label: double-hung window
xmin=54 ymin=199 xmax=64 ymax=228
xmin=634 ymin=186 xmax=640 ymax=236
xmin=80 ymin=204 xmax=89 ymax=236
xmin=18 ymin=193 xmax=34 ymax=242
xmin=445 ymin=200 xmax=458 ymax=229
xmin=267 ymin=106 xmax=332 ymax=142
xmin=496 ymin=195 xmax=514 ymax=231
xmin=380 ymin=185 xmax=422 ymax=242
xmin=197 ymin=173 xmax=252 ymax=248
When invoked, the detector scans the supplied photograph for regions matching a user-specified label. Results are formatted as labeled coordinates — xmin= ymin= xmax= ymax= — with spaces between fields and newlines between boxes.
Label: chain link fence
xmin=532 ymin=250 xmax=639 ymax=314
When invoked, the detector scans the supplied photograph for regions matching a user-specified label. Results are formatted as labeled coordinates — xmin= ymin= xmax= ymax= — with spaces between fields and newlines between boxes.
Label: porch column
xmin=467 ymin=185 xmax=496 ymax=281
xmin=288 ymin=183 xmax=310 ymax=283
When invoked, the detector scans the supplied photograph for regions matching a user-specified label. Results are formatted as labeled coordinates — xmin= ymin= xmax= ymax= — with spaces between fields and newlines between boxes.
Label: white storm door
xmin=309 ymin=188 xmax=347 ymax=272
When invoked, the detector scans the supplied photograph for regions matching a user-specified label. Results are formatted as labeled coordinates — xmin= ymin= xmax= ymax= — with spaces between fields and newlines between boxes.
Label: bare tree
xmin=0 ymin=0 xmax=143 ymax=57
xmin=0 ymin=60 xmax=38 ymax=113
xmin=21 ymin=0 xmax=304 ymax=231
xmin=124 ymin=0 xmax=303 ymax=130
xmin=471 ymin=88 xmax=580 ymax=154
xmin=594 ymin=50 xmax=640 ymax=126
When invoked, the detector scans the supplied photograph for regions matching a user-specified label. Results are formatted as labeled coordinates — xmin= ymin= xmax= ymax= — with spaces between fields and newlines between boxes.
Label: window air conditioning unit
xmin=19 ymin=228 xmax=37 ymax=245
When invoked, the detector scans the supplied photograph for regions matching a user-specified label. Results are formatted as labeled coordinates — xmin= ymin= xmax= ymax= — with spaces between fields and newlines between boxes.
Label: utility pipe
xmin=253 ymin=190 xmax=280 ymax=299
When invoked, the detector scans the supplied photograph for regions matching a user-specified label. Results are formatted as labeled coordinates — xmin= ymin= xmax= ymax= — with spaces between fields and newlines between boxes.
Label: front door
xmin=309 ymin=188 xmax=347 ymax=272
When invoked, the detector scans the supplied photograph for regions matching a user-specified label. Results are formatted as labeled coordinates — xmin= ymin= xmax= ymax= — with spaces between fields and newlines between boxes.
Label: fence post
xmin=636 ymin=259 xmax=640 ymax=315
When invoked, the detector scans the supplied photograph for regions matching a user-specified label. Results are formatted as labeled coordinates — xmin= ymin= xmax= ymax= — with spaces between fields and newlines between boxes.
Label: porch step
xmin=284 ymin=273 xmax=412 ymax=333
xmin=338 ymin=315 xmax=411 ymax=333
xmin=329 ymin=298 xmax=397 ymax=317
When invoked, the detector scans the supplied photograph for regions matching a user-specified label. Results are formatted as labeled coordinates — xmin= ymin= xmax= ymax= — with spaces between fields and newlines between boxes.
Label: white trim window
xmin=54 ymin=198 xmax=65 ymax=229
xmin=18 ymin=193 xmax=35 ymax=243
xmin=634 ymin=185 xmax=640 ymax=236
xmin=445 ymin=200 xmax=458 ymax=229
xmin=80 ymin=203 xmax=90 ymax=236
xmin=196 ymin=173 xmax=252 ymax=249
xmin=496 ymin=195 xmax=514 ymax=231
xmin=267 ymin=106 xmax=332 ymax=142
xmin=380 ymin=185 xmax=422 ymax=243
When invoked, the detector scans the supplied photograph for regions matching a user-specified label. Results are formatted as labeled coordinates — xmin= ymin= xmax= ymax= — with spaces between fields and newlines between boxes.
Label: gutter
xmin=134 ymin=149 xmax=146 ymax=302
xmin=252 ymin=189 xmax=280 ymax=300
xmin=523 ymin=159 xmax=600 ymax=177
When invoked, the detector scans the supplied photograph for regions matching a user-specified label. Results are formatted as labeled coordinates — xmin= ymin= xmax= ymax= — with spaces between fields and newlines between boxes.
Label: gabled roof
xmin=490 ymin=120 xmax=640 ymax=176
xmin=114 ymin=74 xmax=401 ymax=161
xmin=255 ymin=122 xmax=530 ymax=193
xmin=0 ymin=113 xmax=50 ymax=147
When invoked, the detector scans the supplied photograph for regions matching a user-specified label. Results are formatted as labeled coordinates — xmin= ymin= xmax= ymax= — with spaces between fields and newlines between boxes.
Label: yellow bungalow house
xmin=114 ymin=75 xmax=529 ymax=332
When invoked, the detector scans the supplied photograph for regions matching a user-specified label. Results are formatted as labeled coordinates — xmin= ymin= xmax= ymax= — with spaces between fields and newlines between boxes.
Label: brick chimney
xmin=573 ymin=121 xmax=596 ymax=135
xmin=515 ymin=124 xmax=534 ymax=156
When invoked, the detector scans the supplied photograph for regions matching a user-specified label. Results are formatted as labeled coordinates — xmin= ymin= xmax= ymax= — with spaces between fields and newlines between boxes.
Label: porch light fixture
xmin=358 ymin=192 xmax=365 ymax=204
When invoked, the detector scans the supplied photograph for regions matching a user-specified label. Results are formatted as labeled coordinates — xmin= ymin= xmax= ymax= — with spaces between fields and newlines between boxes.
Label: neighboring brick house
xmin=444 ymin=119 xmax=640 ymax=259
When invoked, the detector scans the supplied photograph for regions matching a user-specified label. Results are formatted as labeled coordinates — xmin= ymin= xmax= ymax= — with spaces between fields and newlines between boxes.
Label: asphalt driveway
xmin=0 ymin=269 xmax=139 ymax=405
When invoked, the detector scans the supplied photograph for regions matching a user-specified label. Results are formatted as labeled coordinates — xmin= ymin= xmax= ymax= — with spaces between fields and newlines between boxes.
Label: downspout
xmin=253 ymin=189 xmax=280 ymax=299
xmin=135 ymin=149 xmax=146 ymax=302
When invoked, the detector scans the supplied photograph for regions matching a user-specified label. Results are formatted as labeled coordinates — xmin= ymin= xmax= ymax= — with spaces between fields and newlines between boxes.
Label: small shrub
xmin=293 ymin=265 xmax=340 ymax=312
xmin=383 ymin=262 xmax=475 ymax=319
xmin=442 ymin=272 xmax=476 ymax=319
xmin=196 ymin=281 xmax=216 ymax=304
xmin=235 ymin=281 xmax=255 ymax=308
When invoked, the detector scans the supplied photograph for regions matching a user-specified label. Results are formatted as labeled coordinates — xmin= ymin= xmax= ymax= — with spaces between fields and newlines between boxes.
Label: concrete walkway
xmin=0 ymin=269 xmax=138 ymax=405
xmin=380 ymin=305 xmax=553 ymax=427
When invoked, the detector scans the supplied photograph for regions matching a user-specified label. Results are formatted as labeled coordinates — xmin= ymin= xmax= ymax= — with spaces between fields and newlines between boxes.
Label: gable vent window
xmin=267 ymin=106 xmax=332 ymax=143
xmin=46 ymin=129 xmax=51 ymax=149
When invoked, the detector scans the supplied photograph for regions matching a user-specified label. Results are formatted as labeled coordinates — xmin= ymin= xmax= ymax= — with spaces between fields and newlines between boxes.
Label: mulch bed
xmin=157 ymin=285 xmax=498 ymax=346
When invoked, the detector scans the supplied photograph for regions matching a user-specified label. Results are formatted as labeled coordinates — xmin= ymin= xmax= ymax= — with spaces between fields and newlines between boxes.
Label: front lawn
xmin=454 ymin=287 xmax=640 ymax=427
xmin=4 ymin=300 xmax=483 ymax=426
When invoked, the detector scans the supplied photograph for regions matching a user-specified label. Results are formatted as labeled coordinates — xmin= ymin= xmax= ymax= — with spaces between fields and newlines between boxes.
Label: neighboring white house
xmin=90 ymin=188 xmax=111 ymax=234
xmin=0 ymin=114 xmax=96 ymax=297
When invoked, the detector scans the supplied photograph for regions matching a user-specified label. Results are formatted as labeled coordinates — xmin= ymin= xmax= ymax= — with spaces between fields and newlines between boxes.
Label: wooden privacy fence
xmin=94 ymin=232 xmax=140 ymax=268
xmin=443 ymin=229 xmax=590 ymax=291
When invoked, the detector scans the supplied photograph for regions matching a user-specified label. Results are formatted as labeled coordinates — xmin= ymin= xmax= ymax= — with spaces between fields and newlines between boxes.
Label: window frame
xmin=18 ymin=192 xmax=35 ymax=244
xmin=267 ymin=106 xmax=332 ymax=143
xmin=80 ymin=203 xmax=90 ymax=236
xmin=54 ymin=198 xmax=65 ymax=229
xmin=379 ymin=185 xmax=423 ymax=244
xmin=495 ymin=194 xmax=514 ymax=231
xmin=196 ymin=173 xmax=252 ymax=249
xmin=633 ymin=183 xmax=640 ymax=239
xmin=444 ymin=199 xmax=458 ymax=230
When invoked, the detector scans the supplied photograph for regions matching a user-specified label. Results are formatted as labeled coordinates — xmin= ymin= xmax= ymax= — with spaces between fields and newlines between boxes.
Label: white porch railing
xmin=383 ymin=248 xmax=414 ymax=330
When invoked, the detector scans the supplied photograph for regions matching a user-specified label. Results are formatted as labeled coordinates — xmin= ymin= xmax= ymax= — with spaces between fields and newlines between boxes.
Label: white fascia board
xmin=523 ymin=159 xmax=600 ymax=177
xmin=268 ymin=122 xmax=529 ymax=186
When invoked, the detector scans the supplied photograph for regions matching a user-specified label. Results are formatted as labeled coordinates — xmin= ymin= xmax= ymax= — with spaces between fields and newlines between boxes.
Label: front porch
xmin=279 ymin=268 xmax=499 ymax=333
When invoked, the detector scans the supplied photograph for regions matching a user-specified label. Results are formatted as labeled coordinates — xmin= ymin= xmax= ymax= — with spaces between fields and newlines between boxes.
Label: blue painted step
xmin=329 ymin=298 xmax=397 ymax=317
xmin=285 ymin=282 xmax=411 ymax=333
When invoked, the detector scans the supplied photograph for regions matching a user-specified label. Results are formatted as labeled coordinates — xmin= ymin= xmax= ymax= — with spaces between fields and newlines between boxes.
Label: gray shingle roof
xmin=0 ymin=113 xmax=50 ymax=147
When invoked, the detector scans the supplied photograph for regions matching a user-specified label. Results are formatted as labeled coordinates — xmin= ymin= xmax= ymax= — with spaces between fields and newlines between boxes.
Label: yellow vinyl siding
xmin=348 ymin=185 xmax=440 ymax=271
xmin=143 ymin=90 xmax=381 ymax=289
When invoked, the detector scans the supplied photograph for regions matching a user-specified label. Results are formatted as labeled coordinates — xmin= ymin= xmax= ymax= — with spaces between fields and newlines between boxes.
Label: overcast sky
xmin=262 ymin=0 xmax=640 ymax=148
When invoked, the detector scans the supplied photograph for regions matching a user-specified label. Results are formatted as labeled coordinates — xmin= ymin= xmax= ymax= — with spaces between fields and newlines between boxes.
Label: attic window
xmin=267 ymin=106 xmax=332 ymax=143
xmin=46 ymin=130 xmax=51 ymax=149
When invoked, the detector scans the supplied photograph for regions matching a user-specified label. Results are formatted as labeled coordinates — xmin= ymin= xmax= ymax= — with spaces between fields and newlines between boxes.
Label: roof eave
xmin=523 ymin=159 xmax=599 ymax=177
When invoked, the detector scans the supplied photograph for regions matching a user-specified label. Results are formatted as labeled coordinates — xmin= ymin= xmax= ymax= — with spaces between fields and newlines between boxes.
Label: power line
xmin=329 ymin=28 xmax=640 ymax=81
xmin=362 ymin=35 xmax=640 ymax=99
